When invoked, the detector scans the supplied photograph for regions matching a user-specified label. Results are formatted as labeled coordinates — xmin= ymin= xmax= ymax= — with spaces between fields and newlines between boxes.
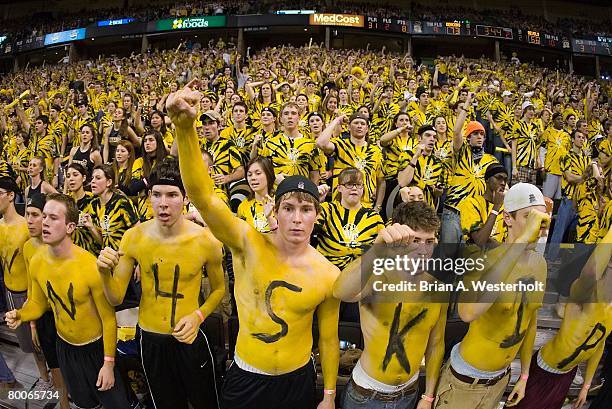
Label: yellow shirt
xmin=237 ymin=198 xmax=270 ymax=233
xmin=543 ymin=127 xmax=571 ymax=175
xmin=458 ymin=196 xmax=506 ymax=244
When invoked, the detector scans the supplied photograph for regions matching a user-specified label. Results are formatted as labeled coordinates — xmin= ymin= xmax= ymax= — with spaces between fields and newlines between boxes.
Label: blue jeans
xmin=440 ymin=208 xmax=463 ymax=245
xmin=494 ymin=151 xmax=512 ymax=185
xmin=548 ymin=197 xmax=577 ymax=260
xmin=342 ymin=380 xmax=419 ymax=409
xmin=0 ymin=352 xmax=15 ymax=383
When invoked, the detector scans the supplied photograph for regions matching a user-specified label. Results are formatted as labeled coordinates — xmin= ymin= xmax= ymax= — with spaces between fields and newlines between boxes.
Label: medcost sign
xmin=309 ymin=14 xmax=364 ymax=27
xmin=155 ymin=16 xmax=226 ymax=31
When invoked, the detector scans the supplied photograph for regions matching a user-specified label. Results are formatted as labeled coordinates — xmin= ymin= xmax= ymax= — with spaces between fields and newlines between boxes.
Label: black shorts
xmin=139 ymin=328 xmax=219 ymax=409
xmin=36 ymin=310 xmax=58 ymax=369
xmin=56 ymin=337 xmax=131 ymax=409
xmin=221 ymin=358 xmax=316 ymax=409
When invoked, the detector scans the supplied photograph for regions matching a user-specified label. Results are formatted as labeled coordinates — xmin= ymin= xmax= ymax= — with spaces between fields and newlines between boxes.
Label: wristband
xmin=408 ymin=162 xmax=416 ymax=168
xmin=583 ymin=383 xmax=591 ymax=389
xmin=323 ymin=389 xmax=336 ymax=395
xmin=520 ymin=374 xmax=529 ymax=381
xmin=104 ymin=356 xmax=115 ymax=362
xmin=194 ymin=309 xmax=205 ymax=323
xmin=421 ymin=394 xmax=434 ymax=403
xmin=30 ymin=322 xmax=36 ymax=329
xmin=490 ymin=209 xmax=499 ymax=216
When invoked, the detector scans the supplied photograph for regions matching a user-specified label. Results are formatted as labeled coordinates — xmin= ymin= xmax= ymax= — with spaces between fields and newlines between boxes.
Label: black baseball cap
xmin=485 ymin=163 xmax=508 ymax=180
xmin=418 ymin=124 xmax=435 ymax=135
xmin=26 ymin=193 xmax=46 ymax=211
xmin=275 ymin=175 xmax=319 ymax=203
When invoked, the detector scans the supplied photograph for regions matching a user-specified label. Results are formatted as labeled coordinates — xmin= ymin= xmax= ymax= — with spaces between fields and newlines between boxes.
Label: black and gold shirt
xmin=446 ymin=142 xmax=498 ymax=209
xmin=219 ymin=125 xmax=258 ymax=164
xmin=73 ymin=191 xmax=99 ymax=256
xmin=510 ymin=119 xmax=541 ymax=168
xmin=397 ymin=151 xmax=444 ymax=209
xmin=382 ymin=134 xmax=418 ymax=179
xmin=561 ymin=149 xmax=589 ymax=199
xmin=86 ymin=191 xmax=139 ymax=251
xmin=200 ymin=137 xmax=243 ymax=177
xmin=259 ymin=134 xmax=320 ymax=178
xmin=237 ymin=198 xmax=270 ymax=233
xmin=316 ymin=201 xmax=384 ymax=269
xmin=330 ymin=134 xmax=384 ymax=208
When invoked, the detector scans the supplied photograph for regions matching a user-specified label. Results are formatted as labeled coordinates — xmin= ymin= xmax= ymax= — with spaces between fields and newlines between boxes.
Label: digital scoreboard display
xmin=475 ymin=25 xmax=513 ymax=40
xmin=365 ymin=16 xmax=409 ymax=33
xmin=572 ymin=37 xmax=612 ymax=56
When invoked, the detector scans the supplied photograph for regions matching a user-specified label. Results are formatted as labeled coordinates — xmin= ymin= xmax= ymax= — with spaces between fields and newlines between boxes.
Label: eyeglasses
xmin=341 ymin=183 xmax=364 ymax=189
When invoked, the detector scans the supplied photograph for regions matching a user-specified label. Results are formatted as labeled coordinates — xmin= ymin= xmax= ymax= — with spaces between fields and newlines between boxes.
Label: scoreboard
xmin=515 ymin=29 xmax=571 ymax=50
xmin=475 ymin=25 xmax=513 ymax=40
xmin=365 ymin=16 xmax=409 ymax=33
xmin=572 ymin=36 xmax=612 ymax=56
xmin=410 ymin=21 xmax=472 ymax=36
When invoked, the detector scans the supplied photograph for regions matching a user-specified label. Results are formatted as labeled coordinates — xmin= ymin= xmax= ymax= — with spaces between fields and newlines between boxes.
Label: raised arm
xmin=316 ymin=115 xmax=343 ymax=155
xmin=167 ymin=80 xmax=249 ymax=250
xmin=453 ymin=92 xmax=472 ymax=152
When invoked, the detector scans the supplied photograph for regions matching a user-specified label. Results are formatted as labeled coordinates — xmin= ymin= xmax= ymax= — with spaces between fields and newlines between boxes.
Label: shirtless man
xmin=22 ymin=194 xmax=70 ymax=409
xmin=334 ymin=201 xmax=447 ymax=409
xmin=96 ymin=157 xmax=225 ymax=409
xmin=5 ymin=193 xmax=130 ymax=409
xmin=514 ymin=227 xmax=612 ymax=409
xmin=434 ymin=183 xmax=550 ymax=409
xmin=0 ymin=177 xmax=50 ymax=383
xmin=168 ymin=79 xmax=341 ymax=409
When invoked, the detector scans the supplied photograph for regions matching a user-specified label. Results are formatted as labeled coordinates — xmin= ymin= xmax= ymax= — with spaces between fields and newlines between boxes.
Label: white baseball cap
xmin=501 ymin=90 xmax=512 ymax=97
xmin=504 ymin=183 xmax=545 ymax=212
xmin=521 ymin=101 xmax=534 ymax=111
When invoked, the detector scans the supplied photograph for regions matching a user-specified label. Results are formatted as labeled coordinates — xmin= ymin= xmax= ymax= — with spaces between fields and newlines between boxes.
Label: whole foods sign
xmin=309 ymin=14 xmax=364 ymax=27
xmin=155 ymin=16 xmax=226 ymax=31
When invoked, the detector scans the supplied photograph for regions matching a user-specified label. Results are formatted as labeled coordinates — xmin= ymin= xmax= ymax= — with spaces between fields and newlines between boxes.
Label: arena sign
xmin=155 ymin=15 xmax=226 ymax=31
xmin=309 ymin=13 xmax=364 ymax=28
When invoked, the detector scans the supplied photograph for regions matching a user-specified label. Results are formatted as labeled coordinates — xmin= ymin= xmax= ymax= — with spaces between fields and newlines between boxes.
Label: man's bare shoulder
xmin=307 ymin=245 xmax=342 ymax=281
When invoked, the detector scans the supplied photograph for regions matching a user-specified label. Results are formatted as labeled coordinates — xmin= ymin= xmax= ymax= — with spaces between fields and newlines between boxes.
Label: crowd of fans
xmin=1 ymin=0 xmax=611 ymax=44
xmin=0 ymin=37 xmax=611 ymax=408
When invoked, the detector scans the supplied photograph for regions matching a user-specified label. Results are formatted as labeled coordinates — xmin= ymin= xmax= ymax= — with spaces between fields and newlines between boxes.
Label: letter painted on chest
xmin=152 ymin=263 xmax=185 ymax=328
xmin=557 ymin=323 xmax=606 ymax=369
xmin=1 ymin=249 xmax=19 ymax=274
xmin=46 ymin=281 xmax=76 ymax=320
xmin=251 ymin=280 xmax=303 ymax=343
xmin=500 ymin=277 xmax=534 ymax=348
xmin=382 ymin=304 xmax=427 ymax=373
